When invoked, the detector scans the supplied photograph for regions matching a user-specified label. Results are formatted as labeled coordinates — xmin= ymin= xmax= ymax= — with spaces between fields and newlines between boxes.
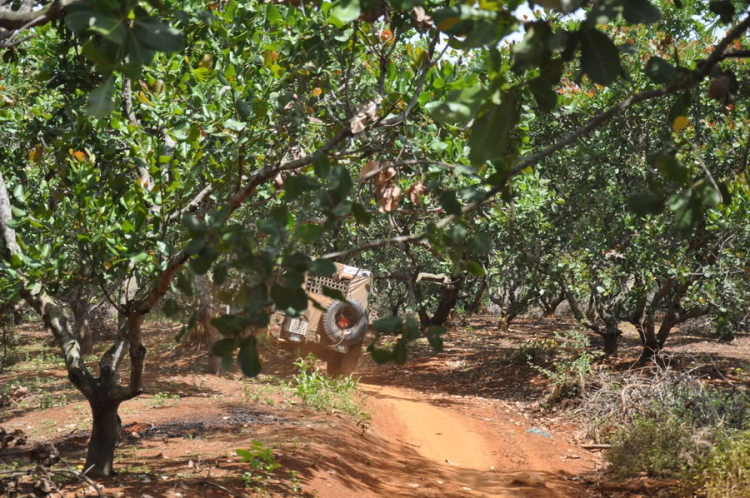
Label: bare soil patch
xmin=1 ymin=316 xmax=747 ymax=497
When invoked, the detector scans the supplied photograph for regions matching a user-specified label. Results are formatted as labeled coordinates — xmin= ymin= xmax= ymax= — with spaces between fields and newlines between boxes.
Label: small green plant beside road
xmin=237 ymin=440 xmax=281 ymax=490
xmin=289 ymin=355 xmax=370 ymax=425
xmin=532 ymin=331 xmax=602 ymax=404
xmin=150 ymin=392 xmax=180 ymax=408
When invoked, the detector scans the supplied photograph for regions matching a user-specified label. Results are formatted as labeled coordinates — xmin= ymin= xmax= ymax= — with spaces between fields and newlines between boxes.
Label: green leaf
xmin=322 ymin=287 xmax=346 ymax=300
xmin=185 ymin=236 xmax=206 ymax=255
xmin=271 ymin=285 xmax=308 ymax=316
xmin=126 ymin=33 xmax=155 ymax=66
xmin=211 ymin=338 xmax=236 ymax=357
xmin=284 ymin=175 xmax=320 ymax=201
xmin=533 ymin=0 xmax=583 ymax=13
xmin=182 ymin=214 xmax=205 ymax=235
xmin=426 ymin=87 xmax=490 ymax=126
xmin=133 ymin=17 xmax=186 ymax=53
xmin=129 ymin=252 xmax=149 ymax=263
xmin=404 ymin=317 xmax=421 ymax=340
xmin=176 ymin=270 xmax=194 ymax=297
xmin=163 ymin=298 xmax=180 ymax=317
xmin=439 ymin=191 xmax=462 ymax=216
xmin=211 ymin=315 xmax=249 ymax=336
xmin=580 ymin=28 xmax=622 ymax=86
xmin=709 ymin=0 xmax=735 ymax=23
xmin=468 ymin=233 xmax=492 ymax=254
xmin=12 ymin=184 xmax=25 ymax=203
xmin=223 ymin=118 xmax=246 ymax=132
xmin=623 ymin=0 xmax=662 ymax=24
xmin=627 ymin=192 xmax=664 ymax=216
xmin=266 ymin=3 xmax=284 ymax=25
xmin=88 ymin=76 xmax=115 ymax=117
xmin=308 ymin=259 xmax=336 ymax=276
xmin=468 ymin=93 xmax=518 ymax=165
xmin=66 ymin=11 xmax=128 ymax=44
xmin=529 ymin=61 xmax=563 ymax=112
xmin=668 ymin=188 xmax=697 ymax=233
xmin=645 ymin=57 xmax=677 ymax=85
xmin=466 ymin=260 xmax=486 ymax=276
xmin=369 ymin=346 xmax=395 ymax=364
xmin=655 ymin=152 xmax=688 ymax=184
xmin=238 ymin=337 xmax=262 ymax=377
xmin=190 ymin=247 xmax=219 ymax=275
xmin=351 ymin=203 xmax=372 ymax=225
xmin=235 ymin=449 xmax=252 ymax=460
xmin=297 ymin=223 xmax=323 ymax=243
xmin=389 ymin=0 xmax=424 ymax=10
xmin=10 ymin=253 xmax=23 ymax=268
xmin=330 ymin=0 xmax=361 ymax=24
xmin=426 ymin=326 xmax=445 ymax=352
xmin=373 ymin=316 xmax=402 ymax=333
xmin=393 ymin=337 xmax=407 ymax=365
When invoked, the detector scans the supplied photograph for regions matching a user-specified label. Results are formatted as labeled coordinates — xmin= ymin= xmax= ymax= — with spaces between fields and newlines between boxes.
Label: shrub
xmin=603 ymin=370 xmax=749 ymax=495
xmin=607 ymin=412 xmax=696 ymax=478
xmin=289 ymin=355 xmax=369 ymax=424
xmin=237 ymin=440 xmax=281 ymax=490
xmin=696 ymin=430 xmax=750 ymax=498
xmin=533 ymin=331 xmax=602 ymax=404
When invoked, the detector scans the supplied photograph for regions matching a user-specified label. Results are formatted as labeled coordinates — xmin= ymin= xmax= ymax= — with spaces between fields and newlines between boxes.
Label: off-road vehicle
xmin=269 ymin=262 xmax=372 ymax=376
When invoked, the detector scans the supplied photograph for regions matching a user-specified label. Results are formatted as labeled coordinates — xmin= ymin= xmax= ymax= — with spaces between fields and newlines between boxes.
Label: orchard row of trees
xmin=0 ymin=0 xmax=748 ymax=478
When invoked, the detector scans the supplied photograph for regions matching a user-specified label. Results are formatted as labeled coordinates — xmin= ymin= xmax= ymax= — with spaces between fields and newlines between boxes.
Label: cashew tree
xmin=2 ymin=0 xmax=750 ymax=478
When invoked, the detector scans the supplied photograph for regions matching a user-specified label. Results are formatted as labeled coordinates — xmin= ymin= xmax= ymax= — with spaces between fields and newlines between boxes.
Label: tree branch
xmin=0 ymin=0 xmax=80 ymax=34
xmin=0 ymin=172 xmax=96 ymax=399
xmin=320 ymin=13 xmax=750 ymax=262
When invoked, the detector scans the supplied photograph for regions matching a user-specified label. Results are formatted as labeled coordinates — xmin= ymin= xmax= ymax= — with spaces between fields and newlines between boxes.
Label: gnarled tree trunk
xmin=70 ymin=294 xmax=93 ymax=356
xmin=465 ymin=276 xmax=488 ymax=317
xmin=601 ymin=329 xmax=621 ymax=356
xmin=429 ymin=277 xmax=463 ymax=326
xmin=84 ymin=398 xmax=121 ymax=477
xmin=540 ymin=291 xmax=566 ymax=317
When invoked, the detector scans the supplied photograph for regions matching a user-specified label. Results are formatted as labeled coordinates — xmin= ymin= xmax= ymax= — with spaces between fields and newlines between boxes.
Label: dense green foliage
xmin=0 ymin=0 xmax=748 ymax=478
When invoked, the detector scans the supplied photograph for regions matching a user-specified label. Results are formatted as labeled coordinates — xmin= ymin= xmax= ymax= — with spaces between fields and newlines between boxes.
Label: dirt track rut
xmin=356 ymin=384 xmax=595 ymax=497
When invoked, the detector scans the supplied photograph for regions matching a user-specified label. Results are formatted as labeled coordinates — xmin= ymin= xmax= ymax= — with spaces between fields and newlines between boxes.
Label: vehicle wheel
xmin=322 ymin=300 xmax=368 ymax=346
xmin=327 ymin=343 xmax=363 ymax=377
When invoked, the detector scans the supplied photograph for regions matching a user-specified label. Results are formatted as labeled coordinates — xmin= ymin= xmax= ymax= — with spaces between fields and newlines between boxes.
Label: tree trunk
xmin=193 ymin=274 xmax=224 ymax=375
xmin=465 ymin=277 xmax=487 ymax=317
xmin=497 ymin=313 xmax=515 ymax=331
xmin=637 ymin=338 xmax=660 ymax=364
xmin=430 ymin=278 xmax=462 ymax=326
xmin=204 ymin=308 xmax=223 ymax=375
xmin=71 ymin=299 xmax=93 ymax=356
xmin=602 ymin=331 xmax=620 ymax=356
xmin=84 ymin=399 xmax=122 ymax=478
xmin=542 ymin=292 xmax=565 ymax=317
xmin=635 ymin=318 xmax=664 ymax=364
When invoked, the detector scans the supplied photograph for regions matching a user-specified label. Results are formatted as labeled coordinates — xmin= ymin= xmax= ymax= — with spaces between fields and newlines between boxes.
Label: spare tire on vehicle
xmin=322 ymin=300 xmax=368 ymax=346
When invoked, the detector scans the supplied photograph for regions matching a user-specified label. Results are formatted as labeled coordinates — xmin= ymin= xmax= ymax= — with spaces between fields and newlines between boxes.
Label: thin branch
xmin=138 ymin=126 xmax=354 ymax=313
xmin=690 ymin=142 xmax=723 ymax=203
xmin=0 ymin=0 xmax=80 ymax=32
xmin=377 ymin=31 xmax=442 ymax=127
xmin=718 ymin=48 xmax=750 ymax=59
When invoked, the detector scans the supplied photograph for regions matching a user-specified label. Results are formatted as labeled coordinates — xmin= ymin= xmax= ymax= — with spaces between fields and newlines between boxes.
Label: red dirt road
xmin=316 ymin=383 xmax=597 ymax=498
